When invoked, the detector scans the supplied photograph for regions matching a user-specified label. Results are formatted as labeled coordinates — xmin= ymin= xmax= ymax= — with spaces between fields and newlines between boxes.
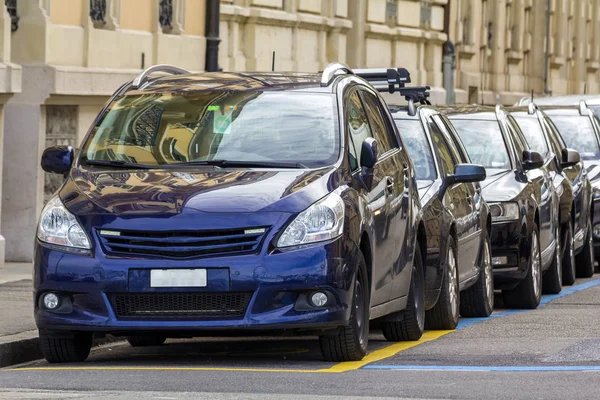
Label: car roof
xmin=436 ymin=105 xmax=498 ymax=120
xmin=517 ymin=94 xmax=600 ymax=106
xmin=536 ymin=105 xmax=582 ymax=116
xmin=128 ymin=72 xmax=334 ymax=94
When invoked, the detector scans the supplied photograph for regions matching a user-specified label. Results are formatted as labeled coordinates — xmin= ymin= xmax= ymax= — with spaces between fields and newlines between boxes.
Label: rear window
xmin=450 ymin=119 xmax=512 ymax=174
xmin=549 ymin=115 xmax=600 ymax=160
xmin=82 ymin=91 xmax=339 ymax=168
xmin=395 ymin=119 xmax=436 ymax=180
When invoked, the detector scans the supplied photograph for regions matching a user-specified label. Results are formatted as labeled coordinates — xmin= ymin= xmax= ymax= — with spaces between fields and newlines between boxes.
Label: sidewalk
xmin=0 ymin=263 xmax=40 ymax=367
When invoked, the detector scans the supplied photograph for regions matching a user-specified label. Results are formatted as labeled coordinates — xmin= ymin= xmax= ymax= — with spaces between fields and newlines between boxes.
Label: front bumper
xmin=34 ymin=236 xmax=359 ymax=334
xmin=489 ymin=220 xmax=528 ymax=290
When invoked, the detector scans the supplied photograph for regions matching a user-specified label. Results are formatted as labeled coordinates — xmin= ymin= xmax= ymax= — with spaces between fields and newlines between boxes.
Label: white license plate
xmin=150 ymin=269 xmax=207 ymax=288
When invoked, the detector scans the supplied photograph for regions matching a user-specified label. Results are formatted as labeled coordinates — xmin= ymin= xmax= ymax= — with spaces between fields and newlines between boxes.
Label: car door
xmin=427 ymin=116 xmax=478 ymax=282
xmin=543 ymin=115 xmax=587 ymax=235
xmin=346 ymin=89 xmax=393 ymax=306
xmin=508 ymin=115 xmax=555 ymax=257
xmin=436 ymin=114 xmax=483 ymax=278
xmin=360 ymin=89 xmax=410 ymax=303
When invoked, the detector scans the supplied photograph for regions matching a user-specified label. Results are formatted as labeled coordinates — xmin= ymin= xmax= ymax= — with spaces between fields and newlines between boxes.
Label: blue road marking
xmin=362 ymin=277 xmax=600 ymax=371
xmin=363 ymin=365 xmax=600 ymax=372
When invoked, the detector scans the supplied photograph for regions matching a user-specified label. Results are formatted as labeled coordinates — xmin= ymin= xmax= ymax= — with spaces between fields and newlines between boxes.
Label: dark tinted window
xmin=451 ymin=119 xmax=512 ymax=173
xmin=514 ymin=115 xmax=549 ymax=157
xmin=507 ymin=115 xmax=528 ymax=155
xmin=429 ymin=119 xmax=457 ymax=174
xmin=361 ymin=91 xmax=397 ymax=153
xmin=542 ymin=116 xmax=565 ymax=156
xmin=433 ymin=115 xmax=469 ymax=163
xmin=347 ymin=91 xmax=373 ymax=170
xmin=549 ymin=115 xmax=600 ymax=160
xmin=395 ymin=119 xmax=436 ymax=180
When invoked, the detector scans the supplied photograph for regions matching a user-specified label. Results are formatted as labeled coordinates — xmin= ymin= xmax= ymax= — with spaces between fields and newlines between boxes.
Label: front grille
xmin=97 ymin=227 xmax=269 ymax=259
xmin=110 ymin=292 xmax=252 ymax=319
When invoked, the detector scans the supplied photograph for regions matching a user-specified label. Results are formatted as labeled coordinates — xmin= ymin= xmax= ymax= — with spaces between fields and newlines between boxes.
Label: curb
xmin=0 ymin=330 xmax=124 ymax=368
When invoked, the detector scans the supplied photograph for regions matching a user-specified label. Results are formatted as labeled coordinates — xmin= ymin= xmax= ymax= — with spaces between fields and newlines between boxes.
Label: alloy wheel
xmin=414 ymin=263 xmax=425 ymax=331
xmin=483 ymin=240 xmax=494 ymax=309
xmin=531 ymin=230 xmax=541 ymax=299
xmin=556 ymin=227 xmax=562 ymax=286
xmin=448 ymin=247 xmax=459 ymax=321
xmin=355 ymin=276 xmax=367 ymax=347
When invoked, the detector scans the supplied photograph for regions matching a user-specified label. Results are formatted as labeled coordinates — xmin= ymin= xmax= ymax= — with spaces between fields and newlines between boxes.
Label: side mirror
xmin=446 ymin=164 xmax=487 ymax=185
xmin=561 ymin=148 xmax=581 ymax=168
xmin=360 ymin=137 xmax=379 ymax=170
xmin=41 ymin=145 xmax=74 ymax=175
xmin=360 ymin=138 xmax=379 ymax=190
xmin=522 ymin=150 xmax=544 ymax=170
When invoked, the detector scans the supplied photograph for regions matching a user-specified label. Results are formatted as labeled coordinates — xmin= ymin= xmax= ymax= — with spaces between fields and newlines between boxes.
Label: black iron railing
xmin=90 ymin=0 xmax=106 ymax=25
xmin=159 ymin=0 xmax=173 ymax=31
xmin=5 ymin=0 xmax=18 ymax=32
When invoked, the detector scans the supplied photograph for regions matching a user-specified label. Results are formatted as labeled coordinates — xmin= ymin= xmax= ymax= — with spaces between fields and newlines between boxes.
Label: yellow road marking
xmin=10 ymin=330 xmax=454 ymax=374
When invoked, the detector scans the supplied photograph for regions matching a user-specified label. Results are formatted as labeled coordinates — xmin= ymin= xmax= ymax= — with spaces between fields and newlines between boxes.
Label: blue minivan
xmin=35 ymin=65 xmax=438 ymax=363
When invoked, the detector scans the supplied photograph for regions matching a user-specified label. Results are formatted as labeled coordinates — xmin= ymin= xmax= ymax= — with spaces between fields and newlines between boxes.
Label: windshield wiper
xmin=84 ymin=159 xmax=153 ymax=169
xmin=168 ymin=160 xmax=308 ymax=169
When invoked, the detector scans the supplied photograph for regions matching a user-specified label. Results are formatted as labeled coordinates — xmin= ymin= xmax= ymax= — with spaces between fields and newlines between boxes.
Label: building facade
xmin=1 ymin=0 xmax=600 ymax=262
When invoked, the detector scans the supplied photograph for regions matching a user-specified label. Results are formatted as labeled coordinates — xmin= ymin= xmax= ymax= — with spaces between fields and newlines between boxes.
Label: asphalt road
xmin=3 ymin=276 xmax=600 ymax=399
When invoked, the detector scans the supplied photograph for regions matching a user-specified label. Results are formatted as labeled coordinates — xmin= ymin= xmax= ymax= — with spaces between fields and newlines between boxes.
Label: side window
xmin=360 ymin=91 xmax=398 ymax=154
xmin=434 ymin=115 xmax=470 ymax=163
xmin=507 ymin=117 xmax=527 ymax=155
xmin=429 ymin=118 xmax=457 ymax=174
xmin=347 ymin=91 xmax=373 ymax=171
xmin=542 ymin=117 xmax=564 ymax=156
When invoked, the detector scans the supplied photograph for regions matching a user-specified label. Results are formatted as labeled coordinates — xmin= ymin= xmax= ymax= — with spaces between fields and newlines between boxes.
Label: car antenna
xmin=272 ymin=51 xmax=275 ymax=72
xmin=584 ymin=83 xmax=587 ymax=95
xmin=531 ymin=89 xmax=534 ymax=103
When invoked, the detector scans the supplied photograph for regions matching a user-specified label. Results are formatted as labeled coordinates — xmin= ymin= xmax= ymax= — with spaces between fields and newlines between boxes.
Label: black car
xmin=539 ymin=103 xmax=599 ymax=266
xmin=509 ymin=104 xmax=592 ymax=285
xmin=442 ymin=105 xmax=559 ymax=309
xmin=35 ymin=63 xmax=426 ymax=363
xmin=389 ymin=100 xmax=493 ymax=330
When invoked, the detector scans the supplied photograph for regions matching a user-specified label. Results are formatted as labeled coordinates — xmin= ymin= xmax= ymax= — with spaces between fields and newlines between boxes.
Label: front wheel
xmin=425 ymin=236 xmax=459 ymax=330
xmin=381 ymin=242 xmax=424 ymax=341
xmin=460 ymin=234 xmax=494 ymax=317
xmin=543 ymin=225 xmax=562 ymax=294
xmin=576 ymin=221 xmax=595 ymax=278
xmin=39 ymin=331 xmax=93 ymax=363
xmin=319 ymin=251 xmax=369 ymax=362
xmin=502 ymin=223 xmax=542 ymax=309
xmin=562 ymin=222 xmax=576 ymax=286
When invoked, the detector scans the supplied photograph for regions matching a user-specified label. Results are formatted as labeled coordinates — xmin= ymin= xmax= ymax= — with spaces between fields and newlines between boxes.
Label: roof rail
xmin=354 ymin=68 xmax=412 ymax=93
xmin=131 ymin=64 xmax=191 ymax=89
xmin=527 ymin=102 xmax=537 ymax=115
xmin=320 ymin=63 xmax=354 ymax=87
xmin=579 ymin=100 xmax=589 ymax=116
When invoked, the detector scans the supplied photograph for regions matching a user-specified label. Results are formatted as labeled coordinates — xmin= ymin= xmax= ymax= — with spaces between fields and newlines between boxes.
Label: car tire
xmin=502 ymin=222 xmax=542 ymax=309
xmin=542 ymin=225 xmax=562 ymax=295
xmin=425 ymin=236 xmax=459 ymax=330
xmin=126 ymin=335 xmax=167 ymax=347
xmin=562 ymin=222 xmax=576 ymax=286
xmin=39 ymin=330 xmax=93 ymax=363
xmin=319 ymin=251 xmax=369 ymax=362
xmin=460 ymin=234 xmax=494 ymax=318
xmin=381 ymin=242 xmax=424 ymax=341
xmin=576 ymin=221 xmax=595 ymax=278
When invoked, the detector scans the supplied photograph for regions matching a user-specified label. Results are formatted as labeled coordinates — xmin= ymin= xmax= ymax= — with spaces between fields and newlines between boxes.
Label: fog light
xmin=492 ymin=256 xmax=508 ymax=265
xmin=593 ymin=224 xmax=600 ymax=239
xmin=310 ymin=291 xmax=328 ymax=307
xmin=43 ymin=292 xmax=60 ymax=310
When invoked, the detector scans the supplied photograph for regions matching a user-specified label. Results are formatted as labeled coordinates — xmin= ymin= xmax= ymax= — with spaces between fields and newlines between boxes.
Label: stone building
xmin=1 ymin=0 xmax=600 ymax=263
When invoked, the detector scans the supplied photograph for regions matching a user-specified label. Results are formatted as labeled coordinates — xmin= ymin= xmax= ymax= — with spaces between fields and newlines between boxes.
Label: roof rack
xmin=320 ymin=63 xmax=354 ymax=87
xmin=131 ymin=64 xmax=191 ymax=89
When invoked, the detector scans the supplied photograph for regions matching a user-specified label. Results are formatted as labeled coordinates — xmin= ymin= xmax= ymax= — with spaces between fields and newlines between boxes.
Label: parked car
xmin=509 ymin=104 xmax=592 ymax=285
xmin=387 ymin=98 xmax=492 ymax=330
xmin=441 ymin=105 xmax=559 ymax=309
xmin=539 ymin=103 xmax=600 ymax=265
xmin=36 ymin=64 xmax=426 ymax=363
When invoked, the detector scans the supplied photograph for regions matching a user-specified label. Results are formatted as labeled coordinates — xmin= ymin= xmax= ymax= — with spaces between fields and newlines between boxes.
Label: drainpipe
xmin=443 ymin=41 xmax=456 ymax=105
xmin=543 ymin=0 xmax=552 ymax=95
xmin=205 ymin=0 xmax=221 ymax=72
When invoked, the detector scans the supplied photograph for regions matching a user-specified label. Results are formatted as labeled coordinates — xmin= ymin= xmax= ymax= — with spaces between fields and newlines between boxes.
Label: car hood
xmin=481 ymin=169 xmax=524 ymax=201
xmin=60 ymin=167 xmax=339 ymax=216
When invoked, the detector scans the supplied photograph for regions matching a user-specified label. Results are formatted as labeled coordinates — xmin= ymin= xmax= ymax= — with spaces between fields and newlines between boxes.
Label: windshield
xmin=395 ymin=119 xmax=436 ymax=180
xmin=81 ymin=91 xmax=339 ymax=168
xmin=451 ymin=119 xmax=512 ymax=174
xmin=514 ymin=116 xmax=549 ymax=157
xmin=550 ymin=115 xmax=600 ymax=160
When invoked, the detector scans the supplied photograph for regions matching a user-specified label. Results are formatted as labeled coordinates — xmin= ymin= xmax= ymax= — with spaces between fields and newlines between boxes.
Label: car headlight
xmin=37 ymin=196 xmax=91 ymax=250
xmin=489 ymin=202 xmax=520 ymax=222
xmin=277 ymin=193 xmax=345 ymax=247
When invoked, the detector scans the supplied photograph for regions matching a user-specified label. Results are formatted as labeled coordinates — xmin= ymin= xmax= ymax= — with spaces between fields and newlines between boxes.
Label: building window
xmin=90 ymin=0 xmax=107 ymax=26
xmin=5 ymin=0 xmax=19 ymax=32
xmin=159 ymin=0 xmax=173 ymax=32
xmin=385 ymin=0 xmax=397 ymax=28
